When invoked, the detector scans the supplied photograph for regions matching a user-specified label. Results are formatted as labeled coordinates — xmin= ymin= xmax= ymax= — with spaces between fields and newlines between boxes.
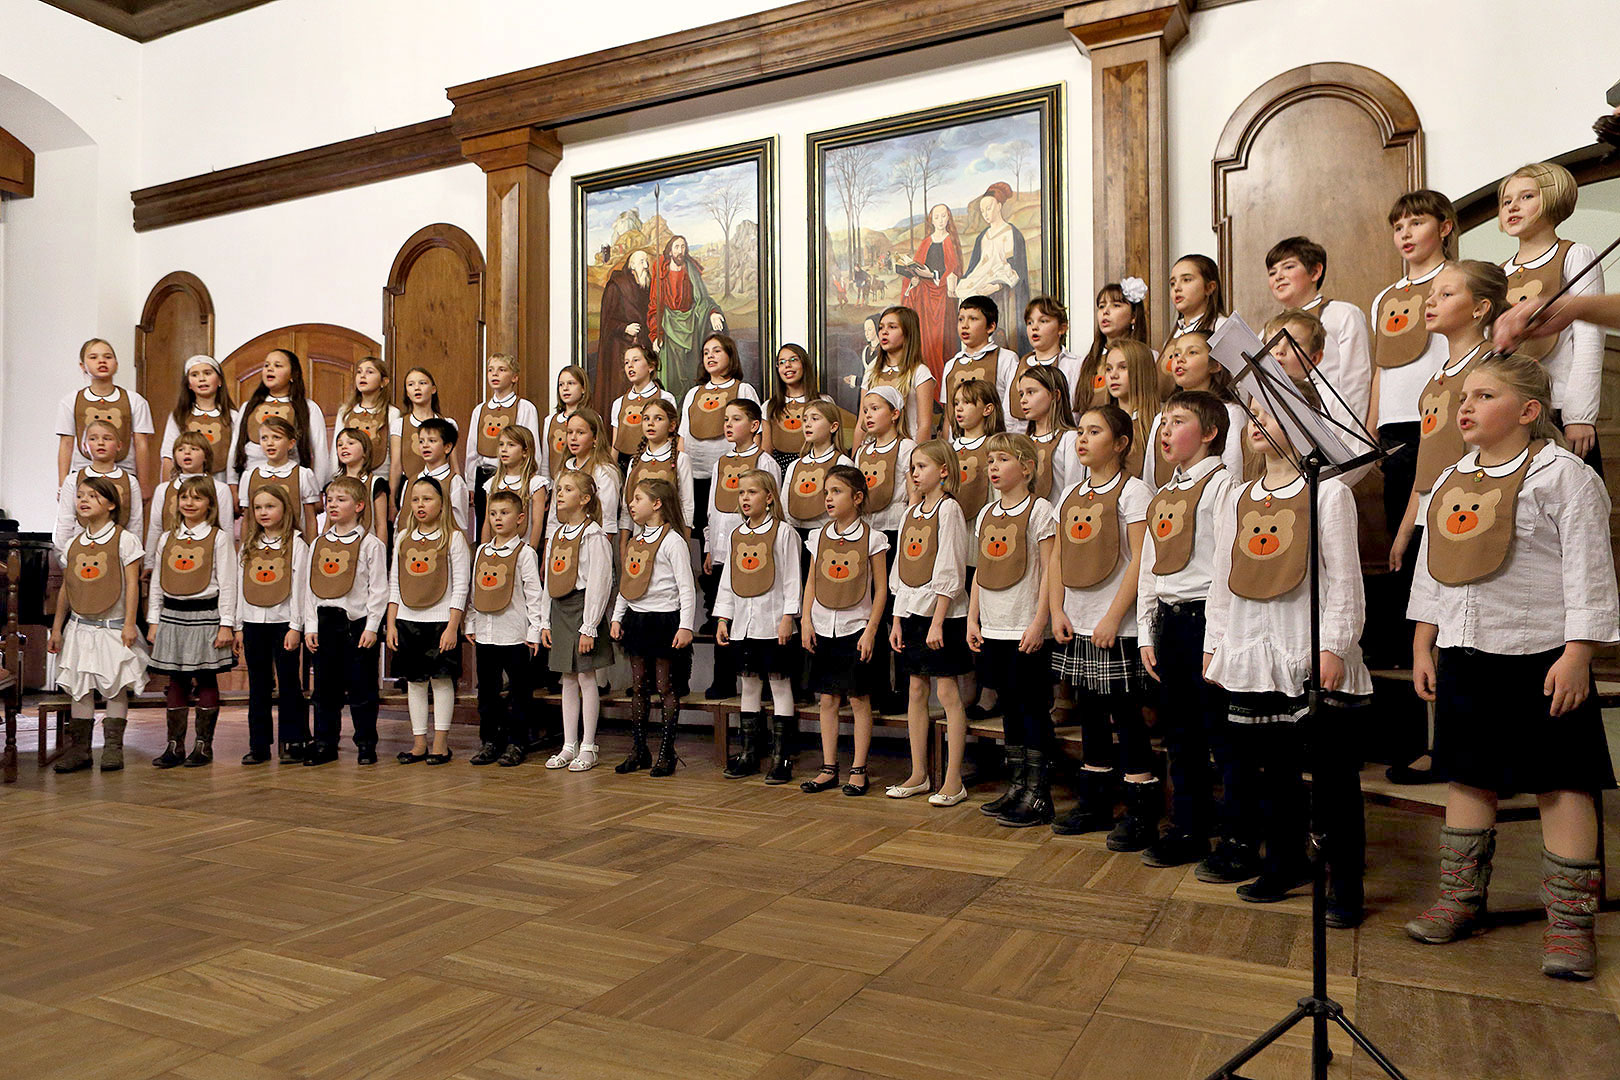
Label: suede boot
xmin=724 ymin=711 xmax=766 ymax=778
xmin=980 ymin=746 xmax=1027 ymax=817
xmin=1541 ymin=848 xmax=1600 ymax=980
xmin=153 ymin=708 xmax=189 ymax=768
xmin=185 ymin=708 xmax=219 ymax=767
xmin=1405 ymin=826 xmax=1495 ymax=944
xmin=999 ymin=749 xmax=1054 ymax=828
xmin=1051 ymin=768 xmax=1116 ymax=836
xmin=1107 ymin=778 xmax=1163 ymax=852
xmin=764 ymin=715 xmax=795 ymax=784
xmin=100 ymin=717 xmax=127 ymax=771
xmin=54 ymin=717 xmax=94 ymax=773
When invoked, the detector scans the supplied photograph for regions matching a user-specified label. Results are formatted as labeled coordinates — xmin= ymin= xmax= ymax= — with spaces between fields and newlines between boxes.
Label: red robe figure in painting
xmin=900 ymin=203 xmax=963 ymax=387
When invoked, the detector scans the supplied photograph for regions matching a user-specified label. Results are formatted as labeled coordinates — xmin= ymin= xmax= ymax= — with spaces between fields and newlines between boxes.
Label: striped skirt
xmin=148 ymin=596 xmax=235 ymax=676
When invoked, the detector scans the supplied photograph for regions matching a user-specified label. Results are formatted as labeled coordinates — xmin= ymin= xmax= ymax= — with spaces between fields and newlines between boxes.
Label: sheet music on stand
xmin=1208 ymin=314 xmax=1381 ymax=480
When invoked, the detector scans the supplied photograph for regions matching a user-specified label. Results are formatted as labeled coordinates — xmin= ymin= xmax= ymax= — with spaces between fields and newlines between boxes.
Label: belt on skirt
xmin=70 ymin=614 xmax=126 ymax=630
xmin=1156 ymin=598 xmax=1207 ymax=618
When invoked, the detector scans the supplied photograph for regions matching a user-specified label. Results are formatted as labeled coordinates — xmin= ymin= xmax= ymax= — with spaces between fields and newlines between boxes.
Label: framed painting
xmin=808 ymin=85 xmax=1064 ymax=418
xmin=574 ymin=138 xmax=777 ymax=411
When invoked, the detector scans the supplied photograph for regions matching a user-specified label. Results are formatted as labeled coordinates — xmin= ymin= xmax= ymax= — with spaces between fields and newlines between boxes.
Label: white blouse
xmin=611 ymin=524 xmax=699 ymax=629
xmin=388 ymin=528 xmax=471 ymax=623
xmin=678 ymin=379 xmax=762 ymax=479
xmin=1503 ymin=242 xmax=1605 ymax=427
xmin=973 ymin=495 xmax=1057 ymax=640
xmin=465 ymin=537 xmax=544 ymax=647
xmin=714 ymin=517 xmax=804 ymax=639
xmin=891 ymin=497 xmax=969 ymax=620
xmin=234 ymin=535 xmax=311 ymax=629
xmin=147 ymin=523 xmax=238 ymax=627
xmin=1055 ymin=472 xmax=1152 ymax=640
xmin=540 ymin=520 xmax=614 ymax=637
xmin=1135 ymin=455 xmax=1233 ymax=638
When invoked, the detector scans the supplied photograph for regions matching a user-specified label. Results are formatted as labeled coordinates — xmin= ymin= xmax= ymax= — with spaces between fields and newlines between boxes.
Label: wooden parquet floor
xmin=4 ymin=706 xmax=1620 ymax=1080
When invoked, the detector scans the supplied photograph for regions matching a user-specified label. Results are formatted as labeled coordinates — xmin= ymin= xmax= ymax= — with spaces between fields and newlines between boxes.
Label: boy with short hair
xmin=413 ymin=418 xmax=471 ymax=535
xmin=1135 ymin=389 xmax=1239 ymax=872
xmin=466 ymin=489 xmax=544 ymax=767
xmin=942 ymin=295 xmax=1017 ymax=418
xmin=1265 ymin=236 xmax=1373 ymax=429
xmin=1264 ymin=309 xmax=1372 ymax=487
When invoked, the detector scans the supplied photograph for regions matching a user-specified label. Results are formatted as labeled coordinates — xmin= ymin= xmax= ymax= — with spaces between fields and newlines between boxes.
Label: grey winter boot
xmin=54 ymin=716 xmax=95 ymax=773
xmin=153 ymin=708 xmax=189 ymax=767
xmin=1405 ymin=826 xmax=1496 ymax=944
xmin=99 ymin=717 xmax=127 ymax=771
xmin=1541 ymin=848 xmax=1600 ymax=980
xmin=184 ymin=707 xmax=219 ymax=767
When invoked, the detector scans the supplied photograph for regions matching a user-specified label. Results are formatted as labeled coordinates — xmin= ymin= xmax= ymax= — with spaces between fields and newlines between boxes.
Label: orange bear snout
xmin=1248 ymin=535 xmax=1279 ymax=556
xmin=1071 ymin=520 xmax=1091 ymax=541
xmin=1445 ymin=510 xmax=1479 ymax=536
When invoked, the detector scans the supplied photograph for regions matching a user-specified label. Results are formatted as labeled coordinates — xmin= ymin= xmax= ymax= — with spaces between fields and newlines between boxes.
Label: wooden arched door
xmin=135 ymin=271 xmax=215 ymax=479
xmin=383 ymin=223 xmax=486 ymax=433
xmin=222 ymin=324 xmax=381 ymax=449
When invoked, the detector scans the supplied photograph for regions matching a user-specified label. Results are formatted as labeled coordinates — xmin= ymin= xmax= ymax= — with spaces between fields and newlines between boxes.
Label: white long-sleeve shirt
xmin=540 ymin=521 xmax=613 ymax=637
xmin=465 ymin=537 xmax=544 ymax=647
xmin=55 ymin=466 xmax=144 ymax=561
xmin=56 ymin=385 xmax=155 ymax=475
xmin=805 ymin=521 xmax=890 ymax=639
xmin=973 ymin=495 xmax=1057 ymax=639
xmin=1370 ymin=266 xmax=1449 ymax=428
xmin=620 ymin=444 xmax=694 ymax=533
xmin=1136 ymin=455 xmax=1233 ymax=639
xmin=1301 ymin=296 xmax=1372 ymax=434
xmin=1055 ymin=473 xmax=1152 ymax=640
xmin=231 ymin=398 xmax=332 ymax=487
xmin=234 ymin=535 xmax=310 ymax=630
xmin=1204 ymin=477 xmax=1371 ymax=697
xmin=388 ymin=529 xmax=471 ymax=623
xmin=714 ymin=518 xmax=804 ymax=637
xmin=679 ymin=379 xmax=762 ymax=479
xmin=301 ymin=528 xmax=389 ymax=634
xmin=706 ymin=449 xmax=783 ymax=559
xmin=612 ymin=524 xmax=699 ymax=629
xmin=855 ymin=437 xmax=916 ymax=534
xmin=891 ymin=497 xmax=969 ymax=620
xmin=464 ymin=394 xmax=542 ymax=482
xmin=1408 ymin=442 xmax=1618 ymax=654
xmin=1503 ymin=242 xmax=1605 ymax=427
xmin=147 ymin=523 xmax=238 ymax=628
xmin=145 ymin=477 xmax=235 ymax=572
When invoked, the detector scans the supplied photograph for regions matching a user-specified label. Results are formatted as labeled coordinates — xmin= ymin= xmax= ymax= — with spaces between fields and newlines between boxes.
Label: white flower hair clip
xmin=1120 ymin=277 xmax=1148 ymax=304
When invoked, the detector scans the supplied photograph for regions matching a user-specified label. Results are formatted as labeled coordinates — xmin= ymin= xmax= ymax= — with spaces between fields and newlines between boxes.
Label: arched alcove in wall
xmin=383 ymin=223 xmax=486 ymax=431
xmin=135 ymin=271 xmax=216 ymax=478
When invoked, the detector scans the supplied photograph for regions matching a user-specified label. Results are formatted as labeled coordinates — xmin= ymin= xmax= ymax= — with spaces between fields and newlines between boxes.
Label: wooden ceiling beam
xmin=0 ymin=126 xmax=35 ymax=199
xmin=38 ymin=0 xmax=277 ymax=43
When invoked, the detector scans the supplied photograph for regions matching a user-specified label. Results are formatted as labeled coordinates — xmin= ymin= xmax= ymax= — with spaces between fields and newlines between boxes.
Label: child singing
xmin=467 ymin=490 xmax=545 ymax=768
xmin=234 ymin=485 xmax=311 ymax=764
xmin=541 ymin=470 xmax=615 ymax=769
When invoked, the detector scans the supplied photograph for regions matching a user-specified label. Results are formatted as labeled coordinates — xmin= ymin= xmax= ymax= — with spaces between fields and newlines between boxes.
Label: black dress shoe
xmin=425 ymin=750 xmax=453 ymax=765
xmin=301 ymin=743 xmax=339 ymax=766
xmin=841 ymin=765 xmax=869 ymax=797
xmin=497 ymin=744 xmax=527 ymax=767
xmin=1237 ymin=865 xmax=1313 ymax=904
xmin=469 ymin=742 xmax=501 ymax=766
xmin=1384 ymin=762 xmax=1435 ymax=785
xmin=800 ymin=765 xmax=840 ymax=793
xmin=356 ymin=747 xmax=378 ymax=765
xmin=279 ymin=741 xmax=307 ymax=764
xmin=241 ymin=748 xmax=271 ymax=765
xmin=397 ymin=749 xmax=428 ymax=764
xmin=1140 ymin=829 xmax=1210 ymax=868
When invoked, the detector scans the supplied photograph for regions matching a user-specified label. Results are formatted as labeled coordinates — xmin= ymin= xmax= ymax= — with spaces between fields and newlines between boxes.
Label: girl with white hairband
xmin=160 ymin=354 xmax=239 ymax=485
xmin=855 ymin=383 xmax=916 ymax=709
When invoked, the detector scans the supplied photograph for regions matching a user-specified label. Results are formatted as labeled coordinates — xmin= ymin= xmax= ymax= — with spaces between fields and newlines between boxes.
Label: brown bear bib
xmin=400 ymin=414 xmax=430 ymax=479
xmin=246 ymin=466 xmax=305 ymax=529
xmin=1148 ymin=465 xmax=1224 ymax=576
xmin=687 ymin=382 xmax=738 ymax=441
xmin=74 ymin=387 xmax=134 ymax=459
xmin=788 ymin=456 xmax=835 ymax=521
xmin=347 ymin=404 xmax=391 ymax=471
xmin=1030 ymin=431 xmax=1060 ymax=500
xmin=546 ymin=527 xmax=583 ymax=597
xmin=247 ymin=398 xmax=298 ymax=447
xmin=1059 ymin=480 xmax=1123 ymax=589
xmin=241 ymin=541 xmax=293 ymax=608
xmin=613 ymin=392 xmax=654 ymax=455
xmin=730 ymin=521 xmax=779 ymax=599
xmin=945 ymin=354 xmax=997 ymax=409
xmin=83 ymin=468 xmax=135 ymax=529
xmin=161 ymin=483 xmax=182 ymax=533
xmin=1374 ymin=280 xmax=1433 ymax=369
xmin=954 ymin=440 xmax=991 ymax=520
xmin=619 ymin=528 xmax=667 ymax=602
xmin=545 ymin=414 xmax=570 ymax=479
xmin=472 ymin=543 xmax=521 ymax=613
xmin=182 ymin=408 xmax=230 ymax=450
xmin=64 ymin=528 xmax=124 ymax=618
xmin=310 ymin=535 xmax=361 ymax=600
xmin=1425 ymin=442 xmax=1543 ymax=586
xmin=714 ymin=446 xmax=763 ymax=514
xmin=1006 ymin=356 xmax=1038 ymax=422
xmin=625 ymin=451 xmax=679 ymax=518
xmin=476 ymin=398 xmax=519 ymax=458
xmin=160 ymin=528 xmax=216 ymax=598
xmin=976 ymin=499 xmax=1033 ymax=591
xmin=771 ymin=399 xmax=809 ymax=455
xmin=1227 ymin=482 xmax=1311 ymax=601
xmin=815 ymin=523 xmax=871 ymax=610
xmin=1504 ymin=240 xmax=1573 ymax=362
xmin=856 ymin=440 xmax=901 ymax=512
xmin=398 ymin=535 xmax=450 ymax=609
xmin=896 ymin=504 xmax=942 ymax=589
xmin=1413 ymin=348 xmax=1485 ymax=495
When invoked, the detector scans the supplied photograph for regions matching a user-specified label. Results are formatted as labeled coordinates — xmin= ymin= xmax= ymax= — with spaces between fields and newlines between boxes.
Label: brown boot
xmin=184 ymin=708 xmax=219 ymax=767
xmin=153 ymin=708 xmax=189 ymax=768
xmin=1541 ymin=848 xmax=1600 ymax=980
xmin=53 ymin=717 xmax=94 ymax=773
xmin=1405 ymin=826 xmax=1495 ymax=944
xmin=100 ymin=717 xmax=127 ymax=771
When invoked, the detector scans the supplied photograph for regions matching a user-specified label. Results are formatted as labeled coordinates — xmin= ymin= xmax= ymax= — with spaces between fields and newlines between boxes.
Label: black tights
xmin=1076 ymin=693 xmax=1152 ymax=774
xmin=629 ymin=655 xmax=675 ymax=728
xmin=166 ymin=672 xmax=220 ymax=710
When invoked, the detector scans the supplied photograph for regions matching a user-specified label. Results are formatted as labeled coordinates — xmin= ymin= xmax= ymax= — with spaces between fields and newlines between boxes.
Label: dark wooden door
xmin=384 ymin=224 xmax=486 ymax=437
xmin=222 ymin=323 xmax=382 ymax=446
xmin=135 ymin=271 xmax=215 ymax=479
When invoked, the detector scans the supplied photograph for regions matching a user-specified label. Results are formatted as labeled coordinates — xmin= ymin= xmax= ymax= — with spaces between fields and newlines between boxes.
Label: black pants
xmin=312 ymin=607 xmax=379 ymax=749
xmin=476 ymin=641 xmax=533 ymax=748
xmin=872 ymin=528 xmax=900 ymax=698
xmin=242 ymin=621 xmax=308 ymax=752
xmin=980 ymin=638 xmax=1053 ymax=752
xmin=471 ymin=464 xmax=496 ymax=539
xmin=1153 ymin=601 xmax=1233 ymax=838
xmin=1078 ymin=693 xmax=1153 ymax=774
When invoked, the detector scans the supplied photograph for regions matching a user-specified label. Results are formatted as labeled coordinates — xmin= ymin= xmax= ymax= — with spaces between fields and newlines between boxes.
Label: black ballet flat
xmin=800 ymin=764 xmax=840 ymax=793
xmin=841 ymin=765 xmax=870 ymax=797
xmin=425 ymin=751 xmax=453 ymax=765
xmin=397 ymin=749 xmax=428 ymax=764
xmin=356 ymin=747 xmax=378 ymax=765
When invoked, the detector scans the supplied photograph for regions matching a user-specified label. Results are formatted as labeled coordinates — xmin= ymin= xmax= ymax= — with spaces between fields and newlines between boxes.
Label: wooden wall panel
xmin=135 ymin=272 xmax=215 ymax=479
xmin=383 ymin=224 xmax=487 ymax=435
xmin=221 ymin=324 xmax=382 ymax=446
xmin=0 ymin=125 xmax=34 ymax=198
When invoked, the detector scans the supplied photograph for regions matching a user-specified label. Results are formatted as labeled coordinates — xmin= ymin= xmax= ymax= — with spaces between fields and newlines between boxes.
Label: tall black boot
xmin=724 ymin=710 xmax=765 ymax=778
xmin=1051 ymin=768 xmax=1117 ymax=835
xmin=649 ymin=704 xmax=681 ymax=777
xmin=615 ymin=696 xmax=652 ymax=774
xmin=1107 ymin=778 xmax=1163 ymax=852
xmin=705 ymin=643 xmax=738 ymax=700
xmin=980 ymin=746 xmax=1026 ymax=817
xmin=999 ymin=748 xmax=1054 ymax=827
xmin=185 ymin=708 xmax=218 ymax=766
xmin=153 ymin=708 xmax=189 ymax=768
xmin=764 ymin=714 xmax=795 ymax=784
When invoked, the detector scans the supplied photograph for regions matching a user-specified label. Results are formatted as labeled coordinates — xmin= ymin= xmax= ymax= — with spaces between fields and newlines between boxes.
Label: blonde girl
xmin=866 ymin=306 xmax=936 ymax=442
xmin=147 ymin=431 xmax=233 ymax=567
xmin=783 ymin=399 xmax=854 ymax=535
xmin=55 ymin=418 xmax=144 ymax=559
xmin=481 ymin=424 xmax=548 ymax=548
xmin=466 ymin=353 xmax=542 ymax=527
xmin=541 ymin=469 xmax=615 ymax=769
xmin=766 ymin=343 xmax=833 ymax=473
xmin=160 ymin=354 xmax=237 ymax=482
xmin=147 ymin=474 xmax=237 ymax=768
xmin=1103 ymin=340 xmax=1163 ymax=481
xmin=234 ymin=484 xmax=310 ymax=764
xmin=553 ymin=406 xmax=620 ymax=542
xmin=56 ymin=337 xmax=155 ymax=493
xmin=394 ymin=366 xmax=459 ymax=501
xmin=335 ymin=355 xmax=400 ymax=517
xmin=387 ymin=475 xmax=471 ymax=764
xmin=1015 ymin=364 xmax=1078 ymax=501
xmin=1144 ymin=330 xmax=1247 ymax=489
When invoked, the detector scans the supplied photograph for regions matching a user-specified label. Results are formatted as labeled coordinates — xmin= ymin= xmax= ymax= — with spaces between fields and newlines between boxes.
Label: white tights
xmin=561 ymin=671 xmax=600 ymax=748
xmin=739 ymin=673 xmax=794 ymax=716
xmin=407 ymin=677 xmax=456 ymax=735
xmin=71 ymin=690 xmax=127 ymax=720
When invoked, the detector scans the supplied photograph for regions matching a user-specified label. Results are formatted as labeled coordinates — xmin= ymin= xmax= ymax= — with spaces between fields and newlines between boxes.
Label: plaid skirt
xmin=1052 ymin=634 xmax=1146 ymax=696
xmin=1228 ymin=689 xmax=1370 ymax=725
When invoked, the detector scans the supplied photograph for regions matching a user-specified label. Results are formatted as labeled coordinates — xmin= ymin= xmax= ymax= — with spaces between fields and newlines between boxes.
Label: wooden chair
xmin=1 ymin=541 xmax=23 ymax=783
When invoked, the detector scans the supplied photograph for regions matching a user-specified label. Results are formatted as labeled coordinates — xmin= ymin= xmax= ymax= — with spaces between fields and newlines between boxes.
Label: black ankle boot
xmin=153 ymin=707 xmax=189 ymax=768
xmin=1107 ymin=778 xmax=1163 ymax=852
xmin=1051 ymin=768 xmax=1117 ymax=835
xmin=724 ymin=711 xmax=765 ymax=778
xmin=980 ymin=746 xmax=1027 ymax=817
xmin=615 ymin=706 xmax=652 ymax=774
xmin=999 ymin=749 xmax=1054 ymax=827
xmin=649 ymin=710 xmax=680 ymax=777
xmin=764 ymin=715 xmax=794 ymax=784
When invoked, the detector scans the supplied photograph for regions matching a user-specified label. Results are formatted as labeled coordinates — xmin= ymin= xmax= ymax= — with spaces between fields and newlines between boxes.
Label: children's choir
xmin=41 ymin=162 xmax=1615 ymax=981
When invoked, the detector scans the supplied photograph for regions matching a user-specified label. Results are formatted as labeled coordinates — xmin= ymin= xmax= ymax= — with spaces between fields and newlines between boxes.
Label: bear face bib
xmin=472 ymin=542 xmax=521 ymax=613
xmin=614 ymin=392 xmax=653 ymax=455
xmin=687 ymin=382 xmax=738 ymax=441
xmin=1503 ymin=240 xmax=1573 ymax=362
xmin=182 ymin=408 xmax=230 ymax=450
xmin=1425 ymin=442 xmax=1543 ymax=586
xmin=546 ymin=527 xmax=583 ymax=597
xmin=1413 ymin=347 xmax=1485 ymax=495
xmin=1031 ymin=431 xmax=1059 ymax=500
xmin=247 ymin=398 xmax=298 ymax=447
xmin=625 ymin=451 xmax=679 ymax=516
xmin=65 ymin=528 xmax=124 ymax=618
xmin=619 ymin=528 xmax=667 ymax=602
xmin=347 ymin=404 xmax=391 ymax=471
xmin=954 ymin=439 xmax=991 ymax=520
xmin=1374 ymin=280 xmax=1433 ymax=369
xmin=74 ymin=388 xmax=133 ymax=459
xmin=1059 ymin=479 xmax=1122 ymax=589
xmin=788 ymin=456 xmax=835 ymax=521
xmin=856 ymin=440 xmax=901 ymax=512
xmin=945 ymin=354 xmax=997 ymax=409
xmin=729 ymin=520 xmax=779 ymax=599
xmin=241 ymin=541 xmax=293 ymax=608
xmin=976 ymin=499 xmax=1033 ymax=591
xmin=476 ymin=398 xmax=518 ymax=459
xmin=546 ymin=414 xmax=570 ymax=480
xmin=1148 ymin=465 xmax=1224 ymax=576
xmin=714 ymin=447 xmax=763 ymax=515
xmin=771 ymin=399 xmax=809 ymax=455
xmin=310 ymin=534 xmax=362 ymax=600
xmin=398 ymin=535 xmax=450 ymax=609
xmin=161 ymin=528 xmax=216 ymax=598
xmin=897 ymin=503 xmax=942 ymax=589
xmin=1228 ymin=482 xmax=1310 ymax=600
xmin=400 ymin=414 xmax=431 ymax=479
xmin=83 ymin=468 xmax=135 ymax=529
xmin=815 ymin=522 xmax=871 ymax=610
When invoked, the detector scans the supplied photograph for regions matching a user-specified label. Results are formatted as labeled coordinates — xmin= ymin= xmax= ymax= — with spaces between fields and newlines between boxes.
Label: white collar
xmin=1301 ymin=295 xmax=1326 ymax=312
xmin=1081 ymin=470 xmax=1122 ymax=496
xmin=190 ymin=405 xmax=223 ymax=418
xmin=989 ymin=494 xmax=1034 ymax=517
xmin=256 ymin=535 xmax=286 ymax=550
xmin=482 ymin=536 xmax=522 ymax=555
xmin=785 ymin=394 xmax=809 ymax=404
xmin=351 ymin=401 xmax=387 ymax=415
xmin=1440 ymin=343 xmax=1487 ymax=379
xmin=953 ymin=342 xmax=995 ymax=362
xmin=486 ymin=392 xmax=518 ymax=407
xmin=826 ymin=518 xmax=865 ymax=540
xmin=1168 ymin=455 xmax=1223 ymax=488
xmin=83 ymin=464 xmax=126 ymax=479
xmin=627 ymin=383 xmax=660 ymax=400
xmin=1252 ymin=475 xmax=1306 ymax=500
xmin=421 ymin=462 xmax=451 ymax=479
xmin=323 ymin=528 xmax=364 ymax=544
xmin=725 ymin=444 xmax=760 ymax=458
xmin=641 ymin=442 xmax=675 ymax=461
xmin=1030 ymin=428 xmax=1060 ymax=444
xmin=737 ymin=516 xmax=776 ymax=535
xmin=954 ymin=434 xmax=988 ymax=450
xmin=260 ymin=461 xmax=297 ymax=478
xmin=862 ymin=437 xmax=900 ymax=454
xmin=1399 ymin=263 xmax=1445 ymax=288
xmin=1458 ymin=441 xmax=1536 ymax=479
xmin=636 ymin=524 xmax=667 ymax=542
xmin=408 ymin=528 xmax=442 ymax=542
xmin=1506 ymin=243 xmax=1561 ymax=273
xmin=909 ymin=497 xmax=948 ymax=520
xmin=556 ymin=520 xmax=588 ymax=540
xmin=1022 ymin=352 xmax=1061 ymax=367
xmin=80 ymin=386 xmax=123 ymax=402
xmin=175 ymin=522 xmax=213 ymax=541
xmin=802 ymin=445 xmax=838 ymax=464
xmin=81 ymin=522 xmax=117 ymax=544
xmin=705 ymin=378 xmax=738 ymax=390
xmin=407 ymin=412 xmax=430 ymax=426
xmin=263 ymin=394 xmax=291 ymax=403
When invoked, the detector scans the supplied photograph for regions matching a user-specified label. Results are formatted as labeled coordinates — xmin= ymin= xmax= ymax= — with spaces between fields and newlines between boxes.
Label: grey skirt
xmin=548 ymin=589 xmax=615 ymax=673
xmin=148 ymin=597 xmax=235 ymax=676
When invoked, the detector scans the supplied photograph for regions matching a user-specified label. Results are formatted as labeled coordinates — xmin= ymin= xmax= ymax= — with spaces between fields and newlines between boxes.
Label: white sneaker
xmin=567 ymin=744 xmax=599 ymax=772
xmin=545 ymin=743 xmax=579 ymax=769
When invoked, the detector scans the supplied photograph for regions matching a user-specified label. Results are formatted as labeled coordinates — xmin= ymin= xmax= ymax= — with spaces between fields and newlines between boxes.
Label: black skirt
xmin=807 ymin=631 xmax=886 ymax=698
xmin=1434 ymin=647 xmax=1615 ymax=794
xmin=620 ymin=608 xmax=688 ymax=662
xmin=898 ymin=614 xmax=972 ymax=678
xmin=392 ymin=618 xmax=462 ymax=683
xmin=734 ymin=634 xmax=799 ymax=679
